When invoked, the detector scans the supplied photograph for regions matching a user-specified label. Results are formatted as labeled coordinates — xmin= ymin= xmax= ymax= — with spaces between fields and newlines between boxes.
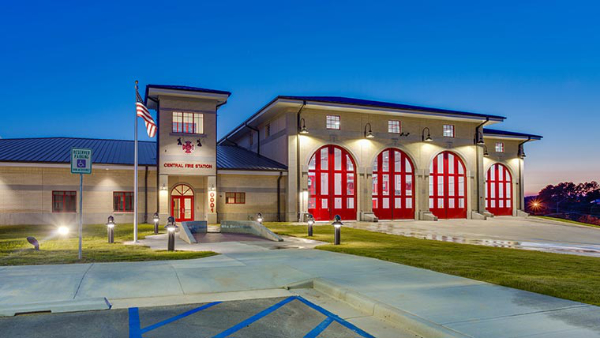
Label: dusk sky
xmin=1 ymin=1 xmax=598 ymax=195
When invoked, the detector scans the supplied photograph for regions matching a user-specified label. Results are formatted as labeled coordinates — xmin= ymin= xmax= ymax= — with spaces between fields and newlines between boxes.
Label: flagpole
xmin=134 ymin=80 xmax=139 ymax=243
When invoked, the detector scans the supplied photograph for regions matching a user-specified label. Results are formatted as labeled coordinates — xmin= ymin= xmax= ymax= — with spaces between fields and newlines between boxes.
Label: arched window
xmin=486 ymin=163 xmax=513 ymax=216
xmin=308 ymin=145 xmax=357 ymax=221
xmin=429 ymin=151 xmax=467 ymax=219
xmin=372 ymin=149 xmax=415 ymax=219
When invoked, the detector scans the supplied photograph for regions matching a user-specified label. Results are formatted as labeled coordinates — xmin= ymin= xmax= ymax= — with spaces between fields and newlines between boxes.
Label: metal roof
xmin=278 ymin=96 xmax=506 ymax=120
xmin=216 ymin=145 xmax=287 ymax=171
xmin=0 ymin=138 xmax=286 ymax=171
xmin=483 ymin=128 xmax=542 ymax=140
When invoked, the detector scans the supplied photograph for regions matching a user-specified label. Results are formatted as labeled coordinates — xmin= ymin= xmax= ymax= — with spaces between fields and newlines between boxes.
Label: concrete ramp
xmin=220 ymin=220 xmax=283 ymax=242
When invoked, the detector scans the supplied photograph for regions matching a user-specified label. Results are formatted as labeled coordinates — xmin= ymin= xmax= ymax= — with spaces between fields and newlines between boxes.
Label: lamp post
xmin=257 ymin=213 xmax=263 ymax=224
xmin=307 ymin=214 xmax=314 ymax=236
xmin=106 ymin=216 xmax=115 ymax=244
xmin=332 ymin=215 xmax=343 ymax=245
xmin=153 ymin=212 xmax=160 ymax=235
xmin=165 ymin=216 xmax=178 ymax=251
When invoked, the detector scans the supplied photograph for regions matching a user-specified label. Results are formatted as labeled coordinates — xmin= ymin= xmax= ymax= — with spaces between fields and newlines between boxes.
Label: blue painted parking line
xmin=304 ymin=317 xmax=334 ymax=338
xmin=129 ymin=301 xmax=221 ymax=338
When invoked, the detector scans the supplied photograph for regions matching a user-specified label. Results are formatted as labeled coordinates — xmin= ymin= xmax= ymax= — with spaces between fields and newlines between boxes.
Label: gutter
xmin=277 ymin=172 xmax=283 ymax=221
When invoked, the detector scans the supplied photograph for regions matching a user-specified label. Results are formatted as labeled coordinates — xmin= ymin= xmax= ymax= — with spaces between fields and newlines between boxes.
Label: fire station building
xmin=0 ymin=85 xmax=541 ymax=225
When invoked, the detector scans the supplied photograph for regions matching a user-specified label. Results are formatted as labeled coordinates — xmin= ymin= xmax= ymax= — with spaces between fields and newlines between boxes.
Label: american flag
xmin=136 ymin=91 xmax=157 ymax=138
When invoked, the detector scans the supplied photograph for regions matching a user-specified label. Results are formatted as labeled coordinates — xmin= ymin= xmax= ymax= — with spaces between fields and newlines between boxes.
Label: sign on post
xmin=71 ymin=148 xmax=92 ymax=260
xmin=71 ymin=148 xmax=92 ymax=174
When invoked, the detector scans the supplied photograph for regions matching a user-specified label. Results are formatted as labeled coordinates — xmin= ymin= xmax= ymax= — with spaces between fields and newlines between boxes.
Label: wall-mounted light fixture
xmin=197 ymin=139 xmax=202 ymax=147
xmin=399 ymin=132 xmax=410 ymax=137
xmin=177 ymin=138 xmax=182 ymax=146
xmin=364 ymin=123 xmax=374 ymax=139
xmin=421 ymin=127 xmax=433 ymax=142
xmin=299 ymin=118 xmax=309 ymax=134
xmin=483 ymin=145 xmax=489 ymax=157
xmin=518 ymin=144 xmax=526 ymax=158
xmin=476 ymin=130 xmax=485 ymax=145
xmin=160 ymin=183 xmax=167 ymax=191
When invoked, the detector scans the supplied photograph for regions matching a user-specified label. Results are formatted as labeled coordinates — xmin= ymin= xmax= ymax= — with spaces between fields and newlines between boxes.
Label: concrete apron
xmin=1 ymin=248 xmax=600 ymax=337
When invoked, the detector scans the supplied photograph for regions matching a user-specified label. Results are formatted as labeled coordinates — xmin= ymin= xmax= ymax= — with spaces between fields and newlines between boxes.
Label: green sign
xmin=71 ymin=148 xmax=92 ymax=174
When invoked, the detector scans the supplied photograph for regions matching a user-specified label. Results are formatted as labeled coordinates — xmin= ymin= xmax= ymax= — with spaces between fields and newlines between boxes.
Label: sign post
xmin=71 ymin=148 xmax=92 ymax=260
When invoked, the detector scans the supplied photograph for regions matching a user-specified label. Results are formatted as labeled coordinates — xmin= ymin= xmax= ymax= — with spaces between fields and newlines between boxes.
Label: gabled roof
xmin=145 ymin=84 xmax=231 ymax=97
xmin=145 ymin=84 xmax=231 ymax=109
xmin=483 ymin=128 xmax=542 ymax=140
xmin=278 ymin=96 xmax=506 ymax=120
xmin=0 ymin=137 xmax=287 ymax=171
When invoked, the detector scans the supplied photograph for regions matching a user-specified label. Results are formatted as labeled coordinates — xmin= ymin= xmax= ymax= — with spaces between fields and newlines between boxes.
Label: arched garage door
xmin=429 ymin=151 xmax=467 ymax=219
xmin=308 ymin=145 xmax=357 ymax=221
xmin=372 ymin=148 xmax=415 ymax=219
xmin=486 ymin=163 xmax=513 ymax=216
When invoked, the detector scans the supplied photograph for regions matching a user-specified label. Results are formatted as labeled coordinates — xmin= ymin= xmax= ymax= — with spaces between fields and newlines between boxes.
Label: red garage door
xmin=429 ymin=151 xmax=467 ymax=219
xmin=486 ymin=163 xmax=513 ymax=216
xmin=372 ymin=148 xmax=415 ymax=219
xmin=308 ymin=145 xmax=357 ymax=221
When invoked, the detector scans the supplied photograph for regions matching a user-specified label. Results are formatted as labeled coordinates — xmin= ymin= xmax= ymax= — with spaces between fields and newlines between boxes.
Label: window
xmin=388 ymin=120 xmax=401 ymax=134
xmin=226 ymin=192 xmax=246 ymax=204
xmin=326 ymin=115 xmax=340 ymax=130
xmin=113 ymin=192 xmax=134 ymax=212
xmin=443 ymin=124 xmax=455 ymax=137
xmin=172 ymin=112 xmax=203 ymax=134
xmin=52 ymin=191 xmax=76 ymax=213
xmin=265 ymin=124 xmax=271 ymax=137
xmin=495 ymin=142 xmax=505 ymax=153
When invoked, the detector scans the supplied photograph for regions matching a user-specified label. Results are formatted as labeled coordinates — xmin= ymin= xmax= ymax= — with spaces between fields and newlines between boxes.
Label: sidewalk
xmin=1 ymin=243 xmax=600 ymax=337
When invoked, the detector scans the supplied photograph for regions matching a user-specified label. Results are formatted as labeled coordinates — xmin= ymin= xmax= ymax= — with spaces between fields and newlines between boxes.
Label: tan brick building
xmin=0 ymin=85 xmax=540 ymax=225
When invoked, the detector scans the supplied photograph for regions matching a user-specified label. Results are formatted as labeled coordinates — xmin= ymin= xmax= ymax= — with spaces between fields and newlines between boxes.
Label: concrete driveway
xmin=349 ymin=216 xmax=600 ymax=257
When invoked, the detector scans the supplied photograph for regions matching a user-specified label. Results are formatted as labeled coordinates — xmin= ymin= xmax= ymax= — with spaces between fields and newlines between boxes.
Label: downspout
xmin=245 ymin=124 xmax=260 ymax=155
xmin=518 ymin=137 xmax=532 ymax=210
xmin=475 ymin=118 xmax=489 ymax=213
xmin=277 ymin=171 xmax=283 ymax=221
xmin=144 ymin=165 xmax=148 ymax=223
xmin=296 ymin=101 xmax=307 ymax=221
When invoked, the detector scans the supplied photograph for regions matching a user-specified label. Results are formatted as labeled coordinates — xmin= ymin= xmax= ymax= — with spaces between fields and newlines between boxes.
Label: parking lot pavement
xmin=0 ymin=297 xmax=379 ymax=338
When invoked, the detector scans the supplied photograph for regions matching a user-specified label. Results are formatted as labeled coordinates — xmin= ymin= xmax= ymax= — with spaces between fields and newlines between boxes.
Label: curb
xmin=0 ymin=297 xmax=111 ymax=317
xmin=312 ymin=278 xmax=469 ymax=338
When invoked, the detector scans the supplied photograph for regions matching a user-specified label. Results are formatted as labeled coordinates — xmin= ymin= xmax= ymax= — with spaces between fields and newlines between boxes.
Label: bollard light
xmin=27 ymin=236 xmax=40 ymax=251
xmin=106 ymin=216 xmax=115 ymax=244
xmin=332 ymin=215 xmax=343 ymax=245
xmin=165 ymin=216 xmax=178 ymax=251
xmin=153 ymin=212 xmax=160 ymax=235
xmin=307 ymin=214 xmax=315 ymax=237
xmin=256 ymin=213 xmax=263 ymax=224
xmin=57 ymin=226 xmax=70 ymax=236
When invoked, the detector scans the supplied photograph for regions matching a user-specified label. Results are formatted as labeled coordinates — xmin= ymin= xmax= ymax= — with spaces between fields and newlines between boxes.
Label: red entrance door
xmin=308 ymin=145 xmax=357 ymax=221
xmin=429 ymin=151 xmax=467 ymax=219
xmin=486 ymin=163 xmax=513 ymax=216
xmin=171 ymin=184 xmax=194 ymax=222
xmin=372 ymin=149 xmax=415 ymax=219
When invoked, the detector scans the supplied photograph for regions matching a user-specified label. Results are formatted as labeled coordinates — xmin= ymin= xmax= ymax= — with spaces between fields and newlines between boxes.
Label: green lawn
xmin=265 ymin=223 xmax=600 ymax=306
xmin=535 ymin=216 xmax=600 ymax=229
xmin=0 ymin=223 xmax=216 ymax=265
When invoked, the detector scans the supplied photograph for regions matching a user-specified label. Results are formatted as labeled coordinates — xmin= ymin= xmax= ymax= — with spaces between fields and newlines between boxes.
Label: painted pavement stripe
xmin=140 ymin=301 xmax=221 ymax=334
xmin=304 ymin=317 xmax=334 ymax=338
xmin=128 ymin=307 xmax=142 ymax=338
xmin=212 ymin=296 xmax=297 ymax=338
xmin=295 ymin=296 xmax=375 ymax=338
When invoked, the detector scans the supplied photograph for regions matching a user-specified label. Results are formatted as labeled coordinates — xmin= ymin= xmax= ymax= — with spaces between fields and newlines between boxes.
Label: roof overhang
xmin=219 ymin=97 xmax=505 ymax=144
xmin=145 ymin=85 xmax=231 ymax=109
xmin=483 ymin=129 xmax=542 ymax=141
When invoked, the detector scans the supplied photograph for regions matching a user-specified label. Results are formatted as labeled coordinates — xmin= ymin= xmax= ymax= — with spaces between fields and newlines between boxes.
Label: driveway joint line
xmin=73 ymin=263 xmax=94 ymax=299
xmin=441 ymin=304 xmax=592 ymax=325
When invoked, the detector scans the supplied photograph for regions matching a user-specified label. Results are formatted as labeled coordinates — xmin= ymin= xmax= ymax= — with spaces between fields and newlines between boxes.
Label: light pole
xmin=106 ymin=216 xmax=115 ymax=244
xmin=153 ymin=212 xmax=160 ymax=235
xmin=257 ymin=213 xmax=263 ymax=224
xmin=332 ymin=215 xmax=343 ymax=245
xmin=165 ymin=216 xmax=178 ymax=252
xmin=307 ymin=214 xmax=315 ymax=237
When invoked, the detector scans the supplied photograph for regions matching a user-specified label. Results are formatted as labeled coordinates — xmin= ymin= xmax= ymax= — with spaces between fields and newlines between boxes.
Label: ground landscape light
xmin=257 ymin=213 xmax=263 ymax=223
xmin=307 ymin=214 xmax=315 ymax=236
xmin=165 ymin=216 xmax=178 ymax=251
xmin=106 ymin=216 xmax=115 ymax=244
xmin=153 ymin=212 xmax=160 ymax=234
xmin=57 ymin=226 xmax=70 ymax=236
xmin=332 ymin=215 xmax=343 ymax=245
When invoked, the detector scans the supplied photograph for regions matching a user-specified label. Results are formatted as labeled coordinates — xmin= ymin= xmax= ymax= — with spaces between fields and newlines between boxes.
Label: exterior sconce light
xmin=307 ymin=214 xmax=315 ymax=236
xmin=106 ymin=216 xmax=115 ymax=244
xmin=165 ymin=216 xmax=178 ymax=251
xmin=364 ymin=123 xmax=374 ymax=139
xmin=153 ymin=212 xmax=160 ymax=234
xmin=483 ymin=145 xmax=489 ymax=157
xmin=27 ymin=236 xmax=40 ymax=251
xmin=197 ymin=139 xmax=202 ymax=147
xmin=518 ymin=144 xmax=526 ymax=158
xmin=476 ymin=130 xmax=485 ymax=145
xmin=160 ymin=184 xmax=167 ymax=191
xmin=421 ymin=127 xmax=433 ymax=142
xmin=257 ymin=213 xmax=263 ymax=224
xmin=177 ymin=138 xmax=183 ymax=146
xmin=299 ymin=118 xmax=309 ymax=135
xmin=332 ymin=215 xmax=343 ymax=245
